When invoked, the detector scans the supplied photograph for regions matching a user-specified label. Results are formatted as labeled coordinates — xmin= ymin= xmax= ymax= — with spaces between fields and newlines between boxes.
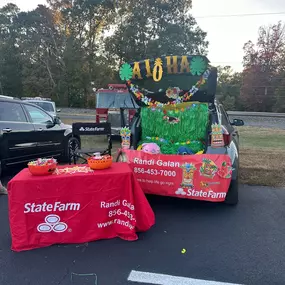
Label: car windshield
xmin=96 ymin=92 xmax=138 ymax=109
xmin=29 ymin=101 xmax=55 ymax=112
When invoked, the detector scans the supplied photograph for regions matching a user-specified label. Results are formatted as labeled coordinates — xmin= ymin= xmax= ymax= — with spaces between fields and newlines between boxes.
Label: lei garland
xmin=126 ymin=69 xmax=210 ymax=107
xmin=145 ymin=136 xmax=201 ymax=146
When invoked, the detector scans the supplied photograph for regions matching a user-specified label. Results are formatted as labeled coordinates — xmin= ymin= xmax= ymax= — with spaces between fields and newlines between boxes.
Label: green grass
xmin=238 ymin=127 xmax=285 ymax=187
xmin=238 ymin=127 xmax=285 ymax=149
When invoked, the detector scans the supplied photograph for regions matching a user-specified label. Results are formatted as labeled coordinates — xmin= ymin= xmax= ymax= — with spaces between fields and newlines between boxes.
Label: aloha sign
xmin=119 ymin=55 xmax=210 ymax=82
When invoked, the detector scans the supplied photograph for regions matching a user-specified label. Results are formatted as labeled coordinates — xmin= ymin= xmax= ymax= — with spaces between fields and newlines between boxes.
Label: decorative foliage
xmin=120 ymin=126 xmax=131 ymax=136
xmin=119 ymin=63 xmax=133 ymax=81
xmin=139 ymin=102 xmax=209 ymax=154
xmin=145 ymin=136 xmax=196 ymax=146
xmin=190 ymin=56 xmax=208 ymax=75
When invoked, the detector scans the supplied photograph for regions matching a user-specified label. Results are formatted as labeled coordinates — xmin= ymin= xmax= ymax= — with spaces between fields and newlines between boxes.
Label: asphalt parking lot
xmin=1 ymin=174 xmax=285 ymax=285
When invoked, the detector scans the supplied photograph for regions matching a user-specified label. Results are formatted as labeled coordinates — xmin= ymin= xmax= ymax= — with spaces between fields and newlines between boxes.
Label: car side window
xmin=0 ymin=102 xmax=27 ymax=122
xmin=25 ymin=105 xmax=52 ymax=124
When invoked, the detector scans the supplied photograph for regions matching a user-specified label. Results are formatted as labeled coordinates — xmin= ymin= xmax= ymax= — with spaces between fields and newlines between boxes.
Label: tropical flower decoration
xmin=218 ymin=162 xmax=232 ymax=179
xmin=166 ymin=87 xmax=180 ymax=99
xmin=119 ymin=63 xmax=133 ymax=81
xmin=190 ymin=56 xmax=208 ymax=76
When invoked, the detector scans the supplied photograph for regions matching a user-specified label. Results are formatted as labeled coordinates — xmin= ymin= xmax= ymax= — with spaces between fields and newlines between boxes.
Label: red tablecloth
xmin=8 ymin=163 xmax=155 ymax=252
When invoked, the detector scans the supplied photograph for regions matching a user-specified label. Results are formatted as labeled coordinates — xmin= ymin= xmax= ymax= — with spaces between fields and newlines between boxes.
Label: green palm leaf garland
xmin=119 ymin=63 xmax=133 ymax=81
xmin=190 ymin=56 xmax=207 ymax=76
xmin=139 ymin=103 xmax=208 ymax=154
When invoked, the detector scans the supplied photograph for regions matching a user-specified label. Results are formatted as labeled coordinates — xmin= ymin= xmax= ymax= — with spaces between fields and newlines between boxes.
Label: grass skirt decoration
xmin=140 ymin=102 xmax=209 ymax=154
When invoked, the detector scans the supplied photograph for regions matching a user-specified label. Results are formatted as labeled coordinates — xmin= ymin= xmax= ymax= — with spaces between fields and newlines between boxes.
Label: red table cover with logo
xmin=8 ymin=163 xmax=155 ymax=252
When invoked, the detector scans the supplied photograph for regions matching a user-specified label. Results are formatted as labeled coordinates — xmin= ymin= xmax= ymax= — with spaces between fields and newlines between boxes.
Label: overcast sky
xmin=1 ymin=0 xmax=285 ymax=71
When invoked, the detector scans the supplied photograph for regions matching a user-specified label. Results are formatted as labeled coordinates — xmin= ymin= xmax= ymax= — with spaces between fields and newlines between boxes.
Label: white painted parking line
xmin=128 ymin=270 xmax=244 ymax=285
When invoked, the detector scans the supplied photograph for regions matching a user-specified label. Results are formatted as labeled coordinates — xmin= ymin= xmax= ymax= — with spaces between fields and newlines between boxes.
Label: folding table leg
xmin=0 ymin=180 xmax=7 ymax=195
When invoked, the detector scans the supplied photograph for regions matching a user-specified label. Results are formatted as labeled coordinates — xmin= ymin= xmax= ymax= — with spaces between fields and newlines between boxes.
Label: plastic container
xmin=28 ymin=158 xmax=57 ymax=176
xmin=28 ymin=163 xmax=57 ymax=176
xmin=87 ymin=156 xmax=112 ymax=170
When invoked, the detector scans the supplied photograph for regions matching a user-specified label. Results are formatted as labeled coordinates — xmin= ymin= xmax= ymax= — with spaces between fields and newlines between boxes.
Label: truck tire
xmin=0 ymin=159 xmax=3 ymax=178
xmin=63 ymin=137 xmax=80 ymax=163
xmin=224 ymin=178 xmax=239 ymax=205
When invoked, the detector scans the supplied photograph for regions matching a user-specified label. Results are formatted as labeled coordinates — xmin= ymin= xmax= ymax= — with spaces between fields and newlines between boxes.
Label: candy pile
xmin=89 ymin=153 xmax=112 ymax=161
xmin=54 ymin=166 xmax=94 ymax=175
xmin=28 ymin=158 xmax=57 ymax=166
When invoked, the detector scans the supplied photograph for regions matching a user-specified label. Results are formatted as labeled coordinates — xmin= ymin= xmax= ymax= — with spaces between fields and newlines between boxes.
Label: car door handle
xmin=37 ymin=128 xmax=43 ymax=131
xmin=2 ymin=128 xmax=12 ymax=133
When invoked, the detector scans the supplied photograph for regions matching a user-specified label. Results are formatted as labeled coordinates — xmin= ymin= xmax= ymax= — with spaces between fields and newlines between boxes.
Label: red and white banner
xmin=122 ymin=150 xmax=232 ymax=202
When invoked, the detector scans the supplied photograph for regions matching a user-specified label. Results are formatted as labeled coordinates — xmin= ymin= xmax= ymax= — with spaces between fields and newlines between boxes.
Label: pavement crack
xmin=57 ymin=268 xmax=69 ymax=285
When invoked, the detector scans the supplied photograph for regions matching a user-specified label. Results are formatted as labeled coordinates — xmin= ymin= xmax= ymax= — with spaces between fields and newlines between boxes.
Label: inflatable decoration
xmin=142 ymin=143 xmax=160 ymax=154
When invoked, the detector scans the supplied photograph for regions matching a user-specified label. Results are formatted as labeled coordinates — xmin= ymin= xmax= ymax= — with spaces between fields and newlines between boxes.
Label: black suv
xmin=119 ymin=100 xmax=244 ymax=205
xmin=0 ymin=96 xmax=80 ymax=177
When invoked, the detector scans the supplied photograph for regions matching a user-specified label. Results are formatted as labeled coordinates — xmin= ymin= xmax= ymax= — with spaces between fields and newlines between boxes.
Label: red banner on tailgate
xmin=122 ymin=150 xmax=232 ymax=202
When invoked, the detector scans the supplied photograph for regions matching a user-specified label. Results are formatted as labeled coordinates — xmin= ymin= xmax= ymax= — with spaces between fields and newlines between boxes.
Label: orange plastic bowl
xmin=28 ymin=163 xmax=57 ymax=176
xmin=88 ymin=156 xmax=112 ymax=170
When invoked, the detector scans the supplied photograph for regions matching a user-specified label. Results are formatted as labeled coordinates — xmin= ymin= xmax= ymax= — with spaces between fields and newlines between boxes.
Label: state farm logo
xmin=37 ymin=214 xmax=68 ymax=233
xmin=175 ymin=188 xmax=227 ymax=199
xmin=24 ymin=201 xmax=81 ymax=213
xmin=175 ymin=188 xmax=187 ymax=196
xmin=79 ymin=126 xmax=105 ymax=132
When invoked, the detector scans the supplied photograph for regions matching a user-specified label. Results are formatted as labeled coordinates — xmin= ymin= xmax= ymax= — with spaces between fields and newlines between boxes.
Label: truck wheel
xmin=224 ymin=178 xmax=239 ymax=205
xmin=63 ymin=137 xmax=80 ymax=163
xmin=0 ymin=161 xmax=7 ymax=195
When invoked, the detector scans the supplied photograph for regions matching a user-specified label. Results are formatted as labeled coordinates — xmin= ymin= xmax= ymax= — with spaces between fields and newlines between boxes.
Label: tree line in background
xmin=0 ymin=0 xmax=285 ymax=112
xmin=218 ymin=22 xmax=285 ymax=112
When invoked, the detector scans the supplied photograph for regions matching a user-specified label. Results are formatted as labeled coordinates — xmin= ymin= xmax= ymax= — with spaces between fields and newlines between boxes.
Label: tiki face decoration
xmin=211 ymin=123 xmax=224 ymax=148
xmin=120 ymin=127 xmax=131 ymax=149
xmin=181 ymin=163 xmax=197 ymax=188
